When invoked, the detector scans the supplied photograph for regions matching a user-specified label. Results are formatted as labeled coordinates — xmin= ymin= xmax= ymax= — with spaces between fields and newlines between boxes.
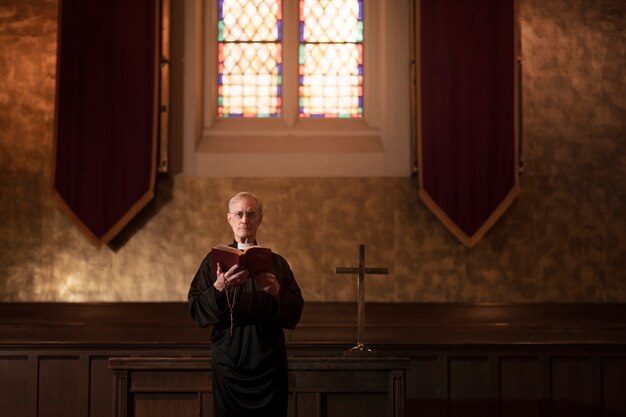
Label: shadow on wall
xmin=107 ymin=173 xmax=174 ymax=251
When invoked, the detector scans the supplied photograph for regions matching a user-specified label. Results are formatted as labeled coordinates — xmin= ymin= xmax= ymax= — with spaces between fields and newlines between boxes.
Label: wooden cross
xmin=335 ymin=244 xmax=389 ymax=356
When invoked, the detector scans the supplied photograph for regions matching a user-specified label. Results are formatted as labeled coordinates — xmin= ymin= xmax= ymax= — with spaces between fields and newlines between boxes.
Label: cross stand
xmin=335 ymin=244 xmax=389 ymax=356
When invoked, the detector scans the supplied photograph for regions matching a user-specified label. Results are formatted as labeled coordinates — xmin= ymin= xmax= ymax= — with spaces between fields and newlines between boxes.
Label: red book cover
xmin=210 ymin=244 xmax=272 ymax=277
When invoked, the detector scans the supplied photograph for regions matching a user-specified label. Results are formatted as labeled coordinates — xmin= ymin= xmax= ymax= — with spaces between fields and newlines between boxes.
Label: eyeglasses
xmin=229 ymin=211 xmax=259 ymax=220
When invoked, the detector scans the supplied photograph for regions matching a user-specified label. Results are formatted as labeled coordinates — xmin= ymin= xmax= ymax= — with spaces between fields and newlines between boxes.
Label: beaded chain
xmin=224 ymin=284 xmax=238 ymax=337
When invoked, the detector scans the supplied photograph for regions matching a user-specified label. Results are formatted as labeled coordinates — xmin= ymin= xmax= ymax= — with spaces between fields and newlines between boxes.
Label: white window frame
xmin=180 ymin=0 xmax=411 ymax=177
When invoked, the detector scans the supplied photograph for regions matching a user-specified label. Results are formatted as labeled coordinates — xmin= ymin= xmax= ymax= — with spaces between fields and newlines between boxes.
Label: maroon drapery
xmin=418 ymin=0 xmax=519 ymax=247
xmin=53 ymin=0 xmax=159 ymax=245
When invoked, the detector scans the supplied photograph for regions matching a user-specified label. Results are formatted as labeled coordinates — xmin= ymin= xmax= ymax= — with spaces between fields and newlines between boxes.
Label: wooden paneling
xmin=38 ymin=356 xmax=82 ymax=417
xmin=290 ymin=369 xmax=390 ymax=392
xmin=500 ymin=358 xmax=541 ymax=399
xmin=448 ymin=357 xmax=492 ymax=417
xmin=551 ymin=358 xmax=593 ymax=417
xmin=603 ymin=358 xmax=626 ymax=416
xmin=6 ymin=349 xmax=624 ymax=417
xmin=499 ymin=358 xmax=541 ymax=417
xmin=407 ymin=357 xmax=441 ymax=398
xmin=201 ymin=392 xmax=213 ymax=417
xmin=407 ymin=357 xmax=445 ymax=417
xmin=133 ymin=393 xmax=200 ymax=417
xmin=131 ymin=370 xmax=211 ymax=392
xmin=295 ymin=392 xmax=318 ymax=417
xmin=0 ymin=356 xmax=32 ymax=416
xmin=90 ymin=356 xmax=115 ymax=417
xmin=449 ymin=357 xmax=491 ymax=399
xmin=1 ymin=302 xmax=626 ymax=417
xmin=325 ymin=393 xmax=387 ymax=417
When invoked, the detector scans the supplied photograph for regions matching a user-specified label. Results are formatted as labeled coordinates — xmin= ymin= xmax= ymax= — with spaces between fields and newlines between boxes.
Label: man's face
xmin=227 ymin=197 xmax=263 ymax=243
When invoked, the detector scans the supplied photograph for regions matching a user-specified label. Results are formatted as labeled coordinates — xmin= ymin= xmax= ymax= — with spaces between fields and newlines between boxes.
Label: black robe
xmin=188 ymin=245 xmax=304 ymax=417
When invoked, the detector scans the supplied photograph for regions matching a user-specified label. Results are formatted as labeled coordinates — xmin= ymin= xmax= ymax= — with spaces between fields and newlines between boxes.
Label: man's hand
xmin=214 ymin=263 xmax=249 ymax=292
xmin=255 ymin=273 xmax=280 ymax=299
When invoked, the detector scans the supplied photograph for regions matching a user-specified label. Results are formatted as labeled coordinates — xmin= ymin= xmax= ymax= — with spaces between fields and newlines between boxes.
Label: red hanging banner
xmin=53 ymin=0 xmax=159 ymax=245
xmin=418 ymin=0 xmax=520 ymax=247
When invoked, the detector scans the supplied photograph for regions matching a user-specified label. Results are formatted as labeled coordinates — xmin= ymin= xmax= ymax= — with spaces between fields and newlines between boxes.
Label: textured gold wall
xmin=0 ymin=0 xmax=624 ymax=302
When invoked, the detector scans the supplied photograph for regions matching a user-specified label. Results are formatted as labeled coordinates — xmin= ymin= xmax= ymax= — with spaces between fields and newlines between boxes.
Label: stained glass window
xmin=299 ymin=0 xmax=363 ymax=118
xmin=216 ymin=0 xmax=364 ymax=119
xmin=218 ymin=0 xmax=282 ymax=117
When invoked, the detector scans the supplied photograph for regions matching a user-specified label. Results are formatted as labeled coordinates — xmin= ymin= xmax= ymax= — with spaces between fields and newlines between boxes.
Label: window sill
xmin=199 ymin=119 xmax=383 ymax=153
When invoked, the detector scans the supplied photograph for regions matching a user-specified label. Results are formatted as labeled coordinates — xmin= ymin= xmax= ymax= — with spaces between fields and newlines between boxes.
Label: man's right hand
xmin=214 ymin=263 xmax=250 ymax=292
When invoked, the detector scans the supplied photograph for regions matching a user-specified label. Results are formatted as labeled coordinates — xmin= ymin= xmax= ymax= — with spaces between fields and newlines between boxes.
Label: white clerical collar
xmin=237 ymin=242 xmax=256 ymax=250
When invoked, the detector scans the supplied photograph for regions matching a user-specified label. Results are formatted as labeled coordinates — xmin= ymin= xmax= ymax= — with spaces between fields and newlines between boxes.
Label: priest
xmin=188 ymin=192 xmax=304 ymax=417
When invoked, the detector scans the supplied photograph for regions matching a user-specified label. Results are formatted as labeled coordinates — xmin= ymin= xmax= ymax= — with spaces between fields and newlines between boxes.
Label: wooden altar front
xmin=109 ymin=356 xmax=408 ymax=417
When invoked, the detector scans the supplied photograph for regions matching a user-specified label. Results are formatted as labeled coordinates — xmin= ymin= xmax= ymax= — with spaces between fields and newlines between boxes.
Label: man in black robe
xmin=188 ymin=192 xmax=304 ymax=417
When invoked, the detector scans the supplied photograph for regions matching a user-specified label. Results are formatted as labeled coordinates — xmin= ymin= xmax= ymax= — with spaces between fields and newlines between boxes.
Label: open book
xmin=210 ymin=244 xmax=272 ymax=277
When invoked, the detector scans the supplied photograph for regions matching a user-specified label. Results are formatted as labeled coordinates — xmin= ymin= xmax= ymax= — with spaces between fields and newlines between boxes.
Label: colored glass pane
xmin=299 ymin=0 xmax=363 ymax=118
xmin=218 ymin=0 xmax=282 ymax=117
